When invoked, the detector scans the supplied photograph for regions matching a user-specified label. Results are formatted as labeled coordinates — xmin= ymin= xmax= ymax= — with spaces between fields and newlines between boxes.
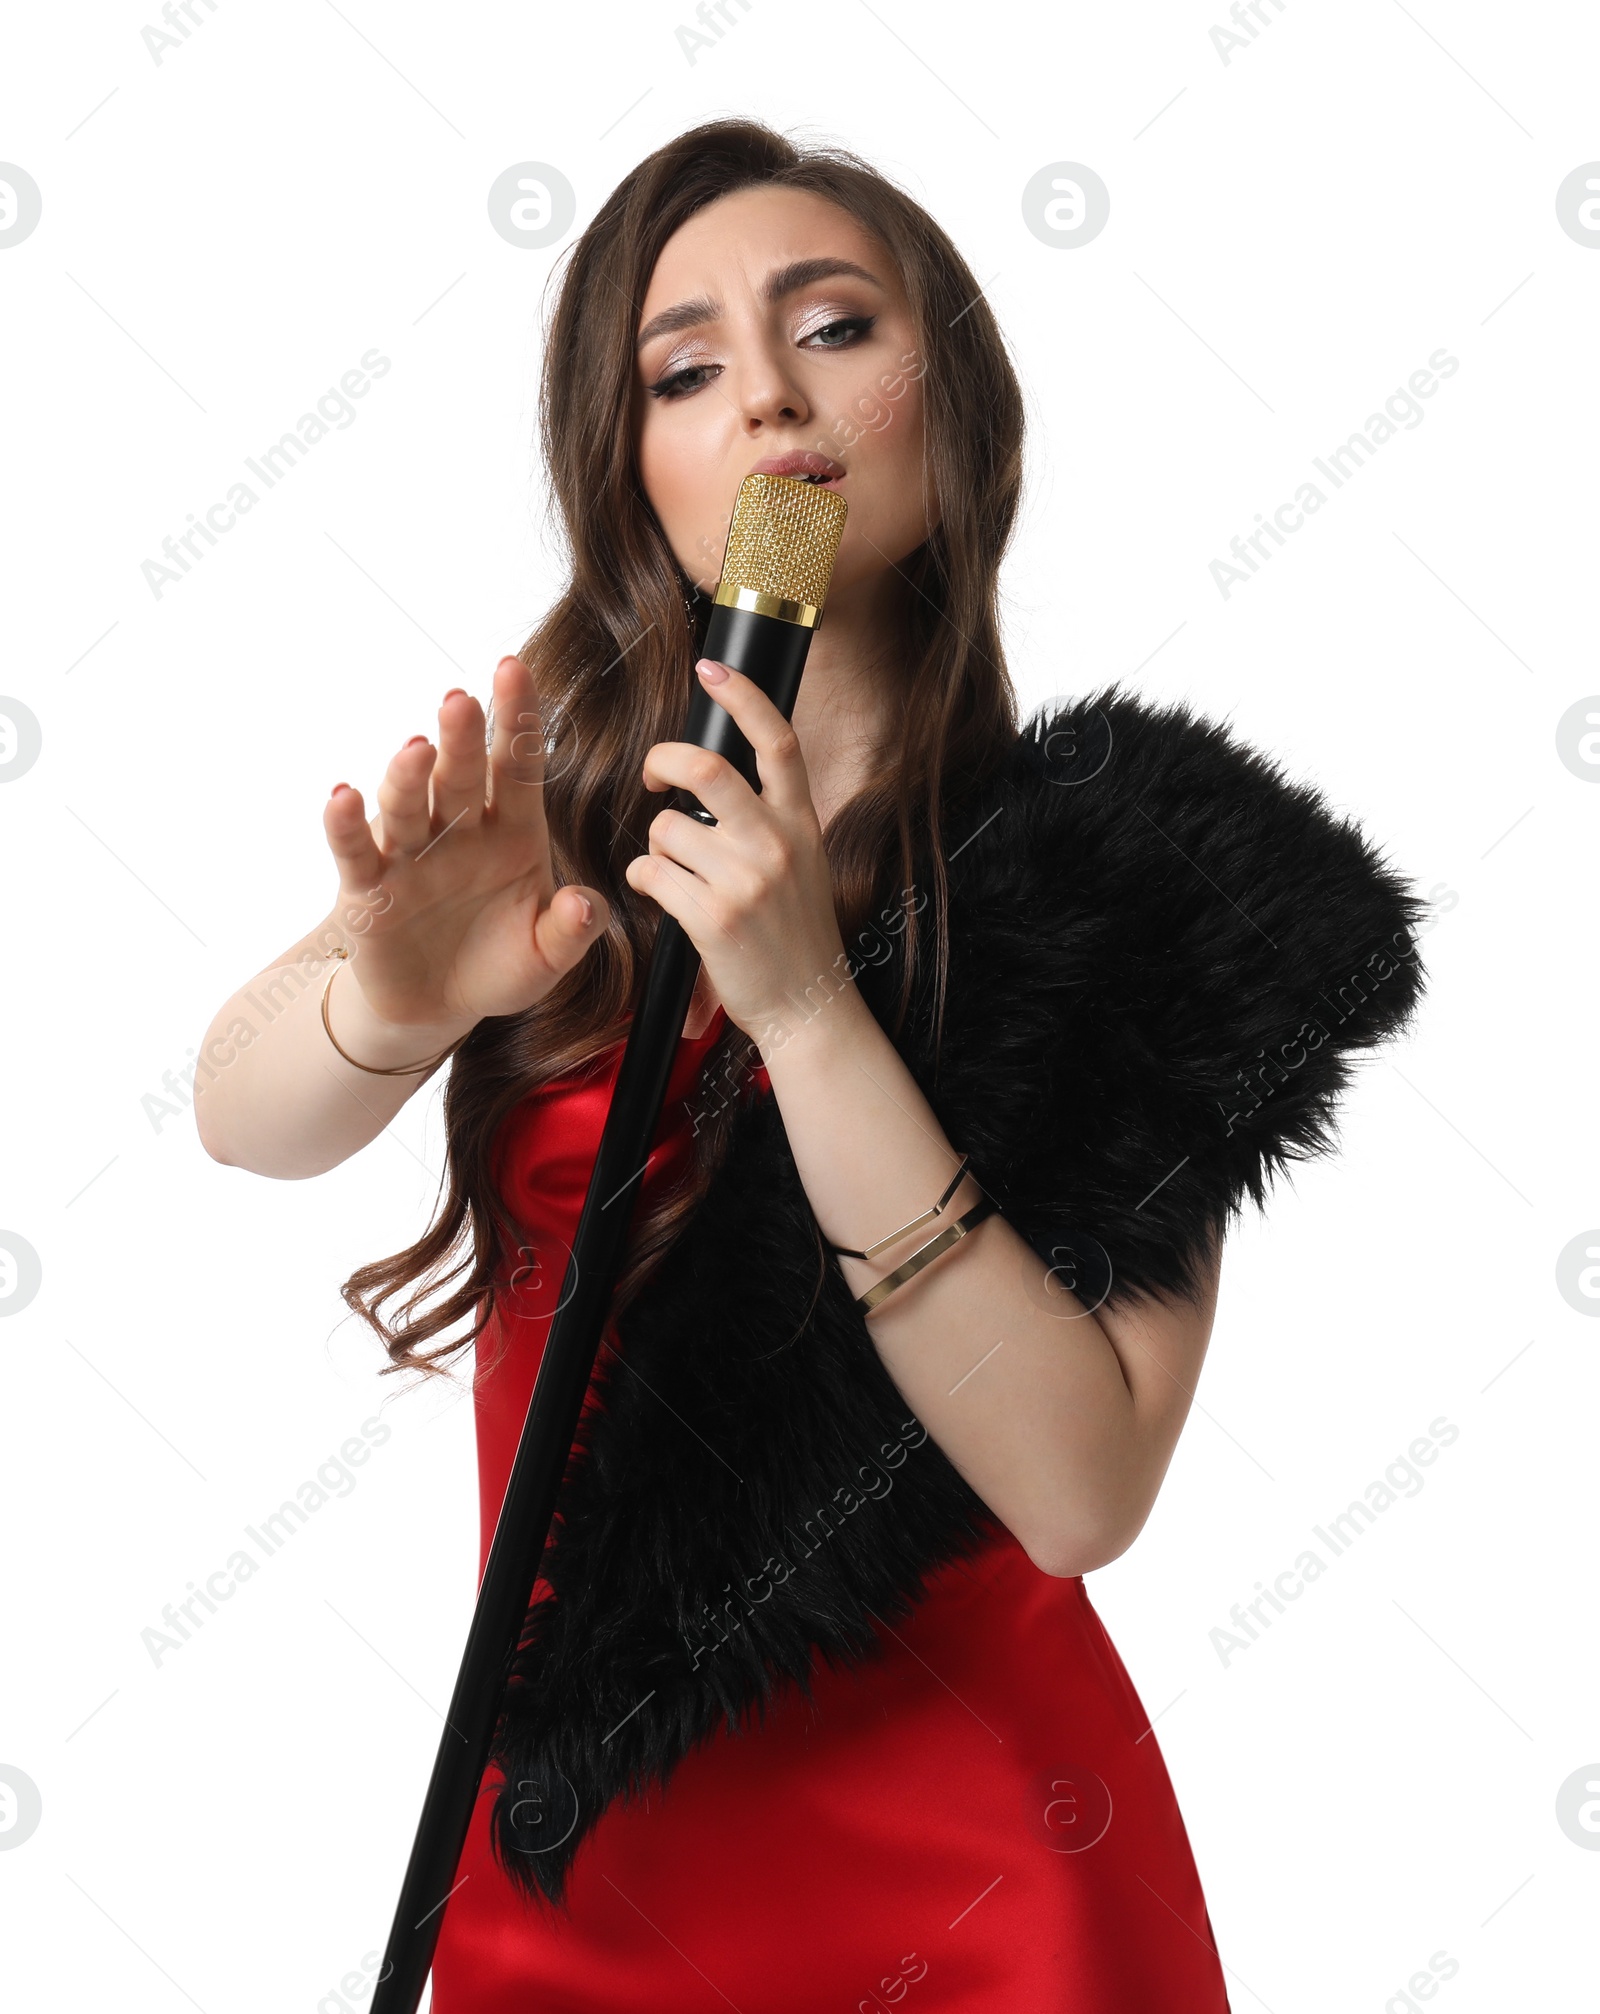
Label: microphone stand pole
xmin=369 ymin=661 xmax=793 ymax=2014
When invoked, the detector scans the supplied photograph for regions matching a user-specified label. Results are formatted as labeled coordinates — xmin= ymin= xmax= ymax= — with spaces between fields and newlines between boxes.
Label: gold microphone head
xmin=711 ymin=473 xmax=849 ymax=629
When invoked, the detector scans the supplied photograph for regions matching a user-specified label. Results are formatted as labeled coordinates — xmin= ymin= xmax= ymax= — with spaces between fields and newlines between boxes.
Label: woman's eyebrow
xmin=766 ymin=256 xmax=885 ymax=303
xmin=635 ymin=257 xmax=886 ymax=351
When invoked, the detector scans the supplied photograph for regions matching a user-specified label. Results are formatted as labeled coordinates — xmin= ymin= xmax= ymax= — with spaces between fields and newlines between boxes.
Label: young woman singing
xmin=198 ymin=118 xmax=1426 ymax=2012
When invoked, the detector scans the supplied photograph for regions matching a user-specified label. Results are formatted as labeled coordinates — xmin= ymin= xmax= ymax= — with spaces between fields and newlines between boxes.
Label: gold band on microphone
xmin=711 ymin=582 xmax=823 ymax=628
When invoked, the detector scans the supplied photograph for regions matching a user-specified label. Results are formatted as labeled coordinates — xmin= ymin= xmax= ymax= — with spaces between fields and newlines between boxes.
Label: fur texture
xmin=484 ymin=683 xmax=1430 ymax=1904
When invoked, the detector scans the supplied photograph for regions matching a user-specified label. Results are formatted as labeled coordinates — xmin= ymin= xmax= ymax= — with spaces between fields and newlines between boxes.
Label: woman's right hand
xmin=321 ymin=655 xmax=609 ymax=1036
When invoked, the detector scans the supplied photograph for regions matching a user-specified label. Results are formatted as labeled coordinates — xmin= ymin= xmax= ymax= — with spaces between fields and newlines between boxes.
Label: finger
xmin=624 ymin=851 xmax=745 ymax=951
xmin=429 ymin=686 xmax=486 ymax=836
xmin=641 ymin=740 xmax=761 ymax=835
xmin=529 ymin=882 xmax=609 ymax=976
xmin=375 ymin=736 xmax=437 ymax=855
xmin=690 ymin=658 xmax=813 ymax=813
xmin=323 ymin=783 xmax=386 ymax=894
xmin=643 ymin=803 xmax=725 ymax=883
xmin=486 ymin=655 xmax=551 ymax=833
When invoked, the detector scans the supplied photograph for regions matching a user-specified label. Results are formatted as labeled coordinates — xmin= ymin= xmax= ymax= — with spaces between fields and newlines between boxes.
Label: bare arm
xmin=762 ymin=990 xmax=1223 ymax=1578
xmin=192 ymin=908 xmax=480 ymax=1180
xmin=623 ymin=655 xmax=1223 ymax=1579
xmin=195 ymin=655 xmax=610 ymax=1180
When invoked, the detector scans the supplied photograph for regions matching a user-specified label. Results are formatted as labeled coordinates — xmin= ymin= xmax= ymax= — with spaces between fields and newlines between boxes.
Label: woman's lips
xmin=748 ymin=450 xmax=846 ymax=486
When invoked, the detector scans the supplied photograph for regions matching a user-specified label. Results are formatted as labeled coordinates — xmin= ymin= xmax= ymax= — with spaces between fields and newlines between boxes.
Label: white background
xmin=2 ymin=2 xmax=1595 ymax=2008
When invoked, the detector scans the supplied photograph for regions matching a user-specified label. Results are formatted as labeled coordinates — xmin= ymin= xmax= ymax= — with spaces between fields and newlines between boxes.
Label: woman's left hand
xmin=624 ymin=657 xmax=851 ymax=1045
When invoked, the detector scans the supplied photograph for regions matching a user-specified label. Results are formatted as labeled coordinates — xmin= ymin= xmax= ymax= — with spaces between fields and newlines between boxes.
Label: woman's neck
xmin=787 ymin=570 xmax=906 ymax=830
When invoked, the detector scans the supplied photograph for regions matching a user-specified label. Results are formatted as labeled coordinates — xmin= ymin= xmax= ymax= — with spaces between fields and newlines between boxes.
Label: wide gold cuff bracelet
xmin=854 ymin=1196 xmax=998 ymax=1316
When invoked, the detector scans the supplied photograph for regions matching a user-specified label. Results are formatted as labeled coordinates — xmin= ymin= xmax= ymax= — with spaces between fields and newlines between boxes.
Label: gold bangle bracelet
xmin=320 ymin=950 xmax=465 ymax=1078
xmin=828 ymin=1155 xmax=973 ymax=1263
xmin=854 ymin=1196 xmax=997 ymax=1316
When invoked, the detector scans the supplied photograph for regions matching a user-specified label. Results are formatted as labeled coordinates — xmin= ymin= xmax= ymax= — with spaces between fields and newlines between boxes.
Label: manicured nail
xmin=574 ymin=893 xmax=593 ymax=926
xmin=696 ymin=658 xmax=729 ymax=684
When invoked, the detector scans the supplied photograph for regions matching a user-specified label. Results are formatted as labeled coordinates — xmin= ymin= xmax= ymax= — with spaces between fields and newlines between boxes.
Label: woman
xmin=198 ymin=119 xmax=1426 ymax=2010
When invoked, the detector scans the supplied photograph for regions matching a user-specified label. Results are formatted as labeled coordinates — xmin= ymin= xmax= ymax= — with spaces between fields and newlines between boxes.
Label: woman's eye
xmin=646 ymin=361 xmax=722 ymax=401
xmin=804 ymin=314 xmax=875 ymax=349
xmin=644 ymin=316 xmax=876 ymax=401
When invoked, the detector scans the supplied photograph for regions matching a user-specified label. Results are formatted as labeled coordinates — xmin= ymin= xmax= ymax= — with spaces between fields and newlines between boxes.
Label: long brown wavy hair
xmin=342 ymin=117 xmax=1027 ymax=1385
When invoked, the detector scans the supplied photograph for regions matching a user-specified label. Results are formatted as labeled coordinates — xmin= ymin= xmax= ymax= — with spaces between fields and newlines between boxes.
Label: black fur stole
xmin=484 ymin=682 xmax=1430 ymax=1906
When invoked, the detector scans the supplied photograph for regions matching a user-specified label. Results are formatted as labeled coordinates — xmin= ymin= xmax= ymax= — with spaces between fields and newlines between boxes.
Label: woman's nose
xmin=731 ymin=351 xmax=811 ymax=430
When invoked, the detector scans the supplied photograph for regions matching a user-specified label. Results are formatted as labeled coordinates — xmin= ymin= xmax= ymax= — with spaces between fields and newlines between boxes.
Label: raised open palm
xmin=321 ymin=655 xmax=608 ymax=1033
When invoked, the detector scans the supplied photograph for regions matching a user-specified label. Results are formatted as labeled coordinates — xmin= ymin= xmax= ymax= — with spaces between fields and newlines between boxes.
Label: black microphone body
xmin=687 ymin=601 xmax=814 ymax=778
xmin=660 ymin=601 xmax=814 ymax=836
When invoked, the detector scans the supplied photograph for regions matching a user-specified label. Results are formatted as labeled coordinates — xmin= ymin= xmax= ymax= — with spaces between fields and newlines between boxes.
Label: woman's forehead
xmin=641 ymin=188 xmax=890 ymax=308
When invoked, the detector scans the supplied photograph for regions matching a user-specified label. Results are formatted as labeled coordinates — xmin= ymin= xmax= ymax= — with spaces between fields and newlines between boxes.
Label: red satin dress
xmin=430 ymin=1006 xmax=1233 ymax=2012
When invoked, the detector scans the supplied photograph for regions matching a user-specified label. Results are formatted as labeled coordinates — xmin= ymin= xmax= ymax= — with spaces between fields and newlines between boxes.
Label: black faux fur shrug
xmin=483 ymin=681 xmax=1430 ymax=1906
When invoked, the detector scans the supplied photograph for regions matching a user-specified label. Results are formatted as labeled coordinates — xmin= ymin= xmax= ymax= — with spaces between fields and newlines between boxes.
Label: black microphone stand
xmin=370 ymin=611 xmax=811 ymax=2012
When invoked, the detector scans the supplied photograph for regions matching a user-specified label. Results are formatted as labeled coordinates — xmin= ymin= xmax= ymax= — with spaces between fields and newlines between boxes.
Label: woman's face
xmin=631 ymin=185 xmax=935 ymax=603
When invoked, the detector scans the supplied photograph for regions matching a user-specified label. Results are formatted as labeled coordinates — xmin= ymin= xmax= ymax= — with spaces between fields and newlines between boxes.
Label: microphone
xmin=669 ymin=469 xmax=849 ymax=821
xmin=368 ymin=471 xmax=845 ymax=2014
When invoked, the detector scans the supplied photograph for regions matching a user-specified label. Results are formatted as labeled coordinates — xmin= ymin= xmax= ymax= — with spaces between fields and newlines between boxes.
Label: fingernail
xmin=575 ymin=894 xmax=593 ymax=926
xmin=331 ymin=781 xmax=352 ymax=797
xmin=696 ymin=658 xmax=729 ymax=684
xmin=442 ymin=687 xmax=466 ymax=702
xmin=405 ymin=734 xmax=430 ymax=749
